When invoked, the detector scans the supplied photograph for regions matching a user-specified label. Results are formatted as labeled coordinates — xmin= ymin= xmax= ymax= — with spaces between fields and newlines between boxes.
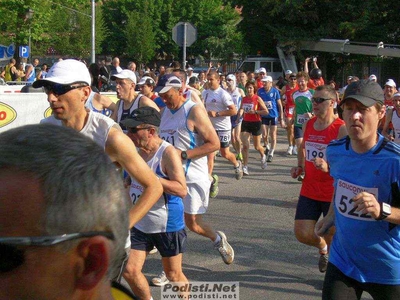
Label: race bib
xmin=297 ymin=113 xmax=309 ymax=125
xmin=335 ymin=179 xmax=378 ymax=221
xmin=243 ymin=103 xmax=253 ymax=112
xmin=130 ymin=182 xmax=144 ymax=205
xmin=305 ymin=142 xmax=327 ymax=162
xmin=265 ymin=101 xmax=273 ymax=109
xmin=217 ymin=130 xmax=231 ymax=143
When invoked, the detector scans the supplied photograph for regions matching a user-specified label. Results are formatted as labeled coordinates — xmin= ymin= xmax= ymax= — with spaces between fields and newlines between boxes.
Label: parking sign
xmin=19 ymin=46 xmax=29 ymax=58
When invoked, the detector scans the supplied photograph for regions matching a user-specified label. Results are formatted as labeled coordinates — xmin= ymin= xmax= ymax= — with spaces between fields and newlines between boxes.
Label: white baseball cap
xmin=187 ymin=67 xmax=193 ymax=71
xmin=158 ymin=75 xmax=182 ymax=94
xmin=261 ymin=75 xmax=273 ymax=82
xmin=258 ymin=67 xmax=267 ymax=74
xmin=33 ymin=59 xmax=91 ymax=88
xmin=369 ymin=74 xmax=377 ymax=81
xmin=137 ymin=76 xmax=155 ymax=86
xmin=111 ymin=69 xmax=137 ymax=84
xmin=285 ymin=70 xmax=293 ymax=75
xmin=385 ymin=79 xmax=396 ymax=88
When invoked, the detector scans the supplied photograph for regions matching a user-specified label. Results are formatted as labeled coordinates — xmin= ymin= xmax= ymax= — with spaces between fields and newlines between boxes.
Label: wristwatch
xmin=216 ymin=112 xmax=220 ymax=117
xmin=376 ymin=202 xmax=391 ymax=220
xmin=181 ymin=151 xmax=188 ymax=161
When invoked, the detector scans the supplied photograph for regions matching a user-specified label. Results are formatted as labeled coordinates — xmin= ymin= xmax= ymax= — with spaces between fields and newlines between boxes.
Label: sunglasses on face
xmin=127 ymin=127 xmax=151 ymax=134
xmin=0 ymin=231 xmax=114 ymax=273
xmin=44 ymin=83 xmax=88 ymax=96
xmin=289 ymin=77 xmax=297 ymax=81
xmin=312 ymin=97 xmax=332 ymax=104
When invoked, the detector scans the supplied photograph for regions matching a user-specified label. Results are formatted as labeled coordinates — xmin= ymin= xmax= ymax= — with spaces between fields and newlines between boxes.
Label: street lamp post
xmin=26 ymin=8 xmax=34 ymax=63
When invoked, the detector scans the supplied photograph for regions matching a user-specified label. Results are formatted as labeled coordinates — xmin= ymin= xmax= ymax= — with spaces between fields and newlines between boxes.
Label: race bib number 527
xmin=335 ymin=179 xmax=378 ymax=221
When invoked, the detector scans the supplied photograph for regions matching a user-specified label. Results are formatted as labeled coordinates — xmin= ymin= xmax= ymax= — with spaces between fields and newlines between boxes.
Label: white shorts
xmin=183 ymin=180 xmax=210 ymax=214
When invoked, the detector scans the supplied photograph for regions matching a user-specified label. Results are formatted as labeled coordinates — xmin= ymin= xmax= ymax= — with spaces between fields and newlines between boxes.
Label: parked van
xmin=236 ymin=56 xmax=283 ymax=80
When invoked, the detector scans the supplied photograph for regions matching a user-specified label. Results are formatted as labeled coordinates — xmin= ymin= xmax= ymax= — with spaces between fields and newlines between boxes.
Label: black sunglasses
xmin=44 ymin=83 xmax=88 ymax=96
xmin=312 ymin=97 xmax=332 ymax=104
xmin=289 ymin=77 xmax=297 ymax=81
xmin=128 ymin=127 xmax=152 ymax=134
xmin=0 ymin=231 xmax=114 ymax=273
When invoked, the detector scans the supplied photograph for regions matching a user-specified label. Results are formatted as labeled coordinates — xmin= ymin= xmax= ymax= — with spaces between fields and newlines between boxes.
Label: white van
xmin=236 ymin=56 xmax=283 ymax=80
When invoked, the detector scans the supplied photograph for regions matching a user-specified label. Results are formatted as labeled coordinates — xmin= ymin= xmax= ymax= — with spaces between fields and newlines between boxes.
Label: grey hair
xmin=0 ymin=124 xmax=129 ymax=277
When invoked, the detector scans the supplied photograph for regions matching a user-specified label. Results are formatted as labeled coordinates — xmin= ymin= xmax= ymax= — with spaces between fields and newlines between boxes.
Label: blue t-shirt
xmin=327 ymin=134 xmax=400 ymax=284
xmin=257 ymin=86 xmax=281 ymax=118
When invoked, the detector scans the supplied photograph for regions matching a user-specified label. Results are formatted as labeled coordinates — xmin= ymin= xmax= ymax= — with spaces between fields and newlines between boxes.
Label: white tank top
xmin=130 ymin=140 xmax=185 ymax=233
xmin=40 ymin=111 xmax=121 ymax=149
xmin=160 ymin=98 xmax=208 ymax=183
xmin=228 ymin=87 xmax=242 ymax=110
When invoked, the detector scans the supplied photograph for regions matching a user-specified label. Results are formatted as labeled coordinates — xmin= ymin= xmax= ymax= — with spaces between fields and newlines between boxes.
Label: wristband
xmin=216 ymin=111 xmax=220 ymax=117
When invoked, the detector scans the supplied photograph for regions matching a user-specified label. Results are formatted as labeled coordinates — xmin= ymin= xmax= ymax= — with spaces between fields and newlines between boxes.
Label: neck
xmin=314 ymin=111 xmax=336 ymax=128
xmin=62 ymin=110 xmax=89 ymax=132
xmin=351 ymin=134 xmax=379 ymax=154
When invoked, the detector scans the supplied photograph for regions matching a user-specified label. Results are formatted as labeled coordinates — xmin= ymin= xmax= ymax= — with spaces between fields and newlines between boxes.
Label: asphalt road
xmin=122 ymin=128 xmax=372 ymax=300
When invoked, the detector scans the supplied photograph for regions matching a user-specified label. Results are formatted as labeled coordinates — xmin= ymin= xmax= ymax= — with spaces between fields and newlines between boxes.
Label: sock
xmin=269 ymin=149 xmax=275 ymax=156
xmin=320 ymin=245 xmax=328 ymax=255
xmin=213 ymin=234 xmax=221 ymax=246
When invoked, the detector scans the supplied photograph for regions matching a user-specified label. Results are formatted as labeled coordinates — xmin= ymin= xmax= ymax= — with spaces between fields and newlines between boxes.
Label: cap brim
xmin=32 ymin=77 xmax=76 ymax=88
xmin=158 ymin=86 xmax=173 ymax=94
xmin=120 ymin=119 xmax=143 ymax=128
xmin=341 ymin=95 xmax=378 ymax=107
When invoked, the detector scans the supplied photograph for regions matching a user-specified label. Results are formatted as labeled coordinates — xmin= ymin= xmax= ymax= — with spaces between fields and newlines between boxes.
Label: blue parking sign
xmin=19 ymin=46 xmax=29 ymax=58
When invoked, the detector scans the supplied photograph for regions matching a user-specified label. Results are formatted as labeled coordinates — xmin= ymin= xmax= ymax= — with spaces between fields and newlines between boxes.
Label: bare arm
xmin=160 ymin=145 xmax=187 ymax=199
xmin=138 ymin=95 xmax=160 ymax=111
xmin=105 ymin=128 xmax=163 ymax=228
xmin=382 ymin=108 xmax=394 ymax=140
xmin=185 ymin=105 xmax=219 ymax=159
xmin=304 ymin=57 xmax=311 ymax=74
xmin=208 ymin=104 xmax=237 ymax=118
xmin=110 ymin=100 xmax=121 ymax=122
xmin=93 ymin=93 xmax=117 ymax=113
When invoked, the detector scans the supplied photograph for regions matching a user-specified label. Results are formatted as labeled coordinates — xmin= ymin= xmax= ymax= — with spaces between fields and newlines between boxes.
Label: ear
xmin=82 ymin=86 xmax=92 ymax=103
xmin=75 ymin=237 xmax=110 ymax=290
xmin=378 ymin=104 xmax=386 ymax=120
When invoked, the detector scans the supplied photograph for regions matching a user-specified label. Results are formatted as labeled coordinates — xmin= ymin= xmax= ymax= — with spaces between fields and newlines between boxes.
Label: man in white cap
xmin=110 ymin=69 xmax=159 ymax=133
xmin=383 ymin=92 xmax=400 ymax=144
xmin=256 ymin=67 xmax=267 ymax=89
xmin=158 ymin=74 xmax=235 ymax=266
xmin=33 ymin=59 xmax=163 ymax=279
xmin=285 ymin=69 xmax=293 ymax=83
xmin=369 ymin=74 xmax=377 ymax=82
xmin=257 ymin=75 xmax=284 ymax=163
xmin=186 ymin=66 xmax=194 ymax=83
xmin=379 ymin=78 xmax=398 ymax=133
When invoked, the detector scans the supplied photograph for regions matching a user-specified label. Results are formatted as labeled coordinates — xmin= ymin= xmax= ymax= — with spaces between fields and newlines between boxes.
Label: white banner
xmin=0 ymin=93 xmax=51 ymax=133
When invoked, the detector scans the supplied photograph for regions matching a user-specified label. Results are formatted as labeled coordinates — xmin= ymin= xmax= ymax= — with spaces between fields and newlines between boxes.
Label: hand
xmin=315 ymin=213 xmax=334 ymax=237
xmin=311 ymin=158 xmax=329 ymax=173
xmin=280 ymin=119 xmax=286 ymax=128
xmin=305 ymin=57 xmax=311 ymax=63
xmin=207 ymin=110 xmax=218 ymax=118
xmin=352 ymin=192 xmax=380 ymax=219
xmin=290 ymin=166 xmax=303 ymax=178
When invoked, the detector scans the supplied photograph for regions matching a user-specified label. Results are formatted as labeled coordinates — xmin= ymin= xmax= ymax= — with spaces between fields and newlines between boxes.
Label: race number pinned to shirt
xmin=297 ymin=113 xmax=310 ymax=125
xmin=335 ymin=179 xmax=378 ymax=221
xmin=242 ymin=103 xmax=253 ymax=113
xmin=305 ymin=141 xmax=326 ymax=162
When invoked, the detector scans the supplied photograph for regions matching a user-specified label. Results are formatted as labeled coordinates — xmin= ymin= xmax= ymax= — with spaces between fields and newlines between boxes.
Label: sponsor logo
xmin=161 ymin=281 xmax=239 ymax=299
xmin=0 ymin=102 xmax=17 ymax=128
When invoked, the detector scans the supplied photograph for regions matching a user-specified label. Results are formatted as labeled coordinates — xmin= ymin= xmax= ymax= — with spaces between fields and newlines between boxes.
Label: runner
xmin=203 ymin=70 xmax=243 ymax=199
xmin=382 ymin=92 xmax=400 ymax=144
xmin=237 ymin=81 xmax=269 ymax=175
xmin=121 ymin=107 xmax=189 ymax=300
xmin=291 ymin=85 xmax=347 ymax=273
xmin=257 ymin=75 xmax=284 ymax=162
xmin=158 ymin=75 xmax=235 ymax=270
xmin=316 ymin=79 xmax=400 ymax=299
xmin=281 ymin=72 xmax=299 ymax=155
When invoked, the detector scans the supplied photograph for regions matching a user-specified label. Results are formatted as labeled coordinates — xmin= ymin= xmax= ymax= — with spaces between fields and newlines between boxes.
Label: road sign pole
xmin=182 ymin=23 xmax=187 ymax=70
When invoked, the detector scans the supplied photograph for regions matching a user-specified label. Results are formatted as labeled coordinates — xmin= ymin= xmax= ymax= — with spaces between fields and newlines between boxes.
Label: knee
xmin=123 ymin=262 xmax=142 ymax=279
xmin=294 ymin=226 xmax=317 ymax=245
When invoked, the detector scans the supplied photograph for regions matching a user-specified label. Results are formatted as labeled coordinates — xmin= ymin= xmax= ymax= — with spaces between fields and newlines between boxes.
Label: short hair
xmin=173 ymin=68 xmax=187 ymax=82
xmin=0 ymin=124 xmax=129 ymax=278
xmin=245 ymin=80 xmax=257 ymax=91
xmin=296 ymin=71 xmax=309 ymax=81
xmin=208 ymin=70 xmax=220 ymax=79
xmin=315 ymin=85 xmax=337 ymax=100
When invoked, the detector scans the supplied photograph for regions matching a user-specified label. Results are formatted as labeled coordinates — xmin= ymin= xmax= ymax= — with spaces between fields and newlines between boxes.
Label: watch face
xmin=382 ymin=202 xmax=391 ymax=214
xmin=181 ymin=151 xmax=187 ymax=160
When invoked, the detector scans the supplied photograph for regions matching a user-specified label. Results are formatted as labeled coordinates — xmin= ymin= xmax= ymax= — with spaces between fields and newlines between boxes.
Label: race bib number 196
xmin=335 ymin=179 xmax=378 ymax=221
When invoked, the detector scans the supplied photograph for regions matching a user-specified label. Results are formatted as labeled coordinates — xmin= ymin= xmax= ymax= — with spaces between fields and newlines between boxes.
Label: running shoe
xmin=264 ymin=146 xmax=270 ymax=156
xmin=234 ymin=161 xmax=243 ymax=180
xmin=210 ymin=174 xmax=219 ymax=198
xmin=287 ymin=146 xmax=293 ymax=156
xmin=261 ymin=155 xmax=268 ymax=169
xmin=267 ymin=154 xmax=273 ymax=162
xmin=236 ymin=153 xmax=243 ymax=161
xmin=318 ymin=253 xmax=329 ymax=273
xmin=148 ymin=246 xmax=158 ymax=254
xmin=215 ymin=231 xmax=234 ymax=264
xmin=293 ymin=146 xmax=298 ymax=155
xmin=151 ymin=271 xmax=169 ymax=286
xmin=243 ymin=165 xmax=249 ymax=176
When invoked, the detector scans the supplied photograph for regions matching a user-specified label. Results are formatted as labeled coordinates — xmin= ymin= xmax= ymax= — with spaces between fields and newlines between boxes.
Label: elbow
xmin=178 ymin=188 xmax=188 ymax=199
